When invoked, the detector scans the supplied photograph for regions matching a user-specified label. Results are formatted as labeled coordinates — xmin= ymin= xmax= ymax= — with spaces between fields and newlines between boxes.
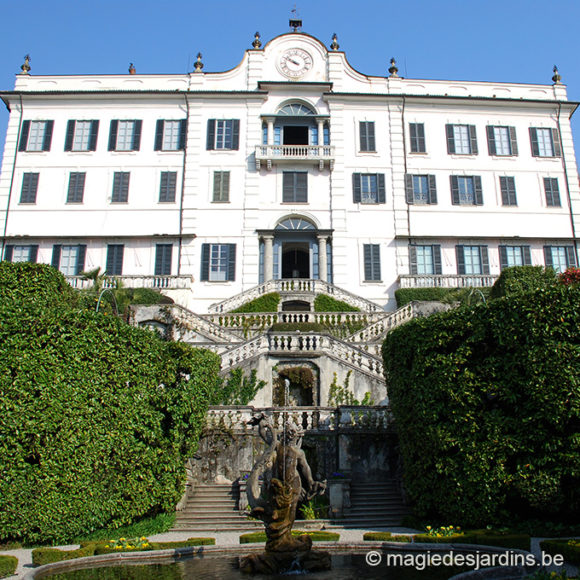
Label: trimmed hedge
xmin=270 ymin=322 xmax=327 ymax=332
xmin=32 ymin=545 xmax=97 ymax=567
xmin=413 ymin=531 xmax=530 ymax=551
xmin=383 ymin=284 xmax=580 ymax=527
xmin=93 ymin=537 xmax=215 ymax=554
xmin=395 ymin=287 xmax=491 ymax=307
xmin=0 ymin=556 xmax=17 ymax=579
xmin=490 ymin=265 xmax=557 ymax=299
xmin=540 ymin=539 xmax=580 ymax=565
xmin=363 ymin=532 xmax=412 ymax=542
xmin=230 ymin=292 xmax=280 ymax=313
xmin=314 ymin=294 xmax=360 ymax=312
xmin=0 ymin=263 xmax=221 ymax=544
xmin=239 ymin=530 xmax=340 ymax=544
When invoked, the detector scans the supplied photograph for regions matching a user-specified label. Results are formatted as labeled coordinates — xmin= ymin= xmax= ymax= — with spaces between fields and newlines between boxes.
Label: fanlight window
xmin=275 ymin=218 xmax=315 ymax=231
xmin=278 ymin=104 xmax=315 ymax=116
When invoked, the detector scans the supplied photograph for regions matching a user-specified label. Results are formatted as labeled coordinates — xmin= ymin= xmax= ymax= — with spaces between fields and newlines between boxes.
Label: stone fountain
xmin=240 ymin=412 xmax=331 ymax=574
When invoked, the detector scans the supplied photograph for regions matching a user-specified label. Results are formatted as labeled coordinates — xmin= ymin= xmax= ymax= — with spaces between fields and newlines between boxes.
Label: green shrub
xmin=395 ymin=287 xmax=491 ymax=307
xmin=413 ymin=531 xmax=529 ymax=550
xmin=73 ymin=513 xmax=175 ymax=543
xmin=383 ymin=284 xmax=580 ymax=527
xmin=490 ymin=265 xmax=557 ymax=299
xmin=314 ymin=294 xmax=360 ymax=312
xmin=93 ymin=537 xmax=215 ymax=554
xmin=0 ymin=263 xmax=221 ymax=545
xmin=363 ymin=532 xmax=412 ymax=542
xmin=230 ymin=292 xmax=280 ymax=313
xmin=0 ymin=555 xmax=18 ymax=579
xmin=270 ymin=322 xmax=327 ymax=332
xmin=239 ymin=530 xmax=339 ymax=544
xmin=216 ymin=368 xmax=266 ymax=405
xmin=540 ymin=539 xmax=580 ymax=566
xmin=32 ymin=545 xmax=97 ymax=567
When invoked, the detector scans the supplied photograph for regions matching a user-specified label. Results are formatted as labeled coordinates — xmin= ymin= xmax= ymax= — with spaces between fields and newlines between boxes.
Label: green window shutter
xmin=352 ymin=173 xmax=362 ymax=203
xmin=509 ymin=126 xmax=518 ymax=156
xmin=410 ymin=123 xmax=425 ymax=153
xmin=155 ymin=244 xmax=172 ymax=276
xmin=543 ymin=246 xmax=553 ymax=268
xmin=566 ymin=246 xmax=577 ymax=267
xmin=296 ymin=172 xmax=307 ymax=202
xmin=106 ymin=245 xmax=124 ymax=275
xmin=450 ymin=176 xmax=460 ymax=205
xmin=428 ymin=175 xmax=437 ymax=204
xmin=132 ymin=120 xmax=142 ymax=151
xmin=29 ymin=245 xmax=39 ymax=263
xmin=377 ymin=174 xmax=386 ymax=203
xmin=76 ymin=245 xmax=87 ymax=274
xmin=108 ymin=120 xmax=118 ymax=151
xmin=456 ymin=246 xmax=466 ymax=275
xmin=529 ymin=128 xmax=539 ymax=156
xmin=232 ymin=120 xmax=240 ymax=150
xmin=42 ymin=121 xmax=54 ymax=151
xmin=486 ymin=126 xmax=496 ymax=155
xmin=222 ymin=171 xmax=230 ymax=201
xmin=51 ymin=245 xmax=62 ymax=268
xmin=89 ymin=121 xmax=99 ymax=151
xmin=523 ymin=246 xmax=532 ymax=265
xmin=178 ymin=119 xmax=187 ymax=150
xmin=227 ymin=244 xmax=236 ymax=281
xmin=551 ymin=128 xmax=562 ymax=157
xmin=446 ymin=124 xmax=456 ymax=154
xmin=19 ymin=120 xmax=30 ymax=151
xmin=154 ymin=120 xmax=164 ymax=151
xmin=65 ymin=120 xmax=75 ymax=151
xmin=404 ymin=174 xmax=414 ymax=204
xmin=498 ymin=245 xmax=508 ymax=270
xmin=409 ymin=245 xmax=417 ymax=275
xmin=481 ymin=246 xmax=490 ymax=274
xmin=4 ymin=245 xmax=13 ymax=261
xmin=474 ymin=176 xmax=483 ymax=205
xmin=213 ymin=172 xmax=221 ymax=201
xmin=206 ymin=119 xmax=215 ymax=150
xmin=433 ymin=245 xmax=442 ymax=275
xmin=468 ymin=125 xmax=478 ymax=155
xmin=201 ymin=244 xmax=210 ymax=280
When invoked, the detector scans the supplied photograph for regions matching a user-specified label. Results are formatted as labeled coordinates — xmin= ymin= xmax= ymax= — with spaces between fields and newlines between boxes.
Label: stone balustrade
xmin=66 ymin=274 xmax=192 ymax=290
xmin=255 ymin=144 xmax=335 ymax=170
xmin=204 ymin=405 xmax=393 ymax=433
xmin=348 ymin=303 xmax=414 ymax=342
xmin=169 ymin=304 xmax=242 ymax=344
xmin=399 ymin=274 xmax=498 ymax=288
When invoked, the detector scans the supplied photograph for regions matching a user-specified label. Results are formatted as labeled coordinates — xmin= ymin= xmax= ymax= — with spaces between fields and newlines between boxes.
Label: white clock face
xmin=279 ymin=48 xmax=313 ymax=79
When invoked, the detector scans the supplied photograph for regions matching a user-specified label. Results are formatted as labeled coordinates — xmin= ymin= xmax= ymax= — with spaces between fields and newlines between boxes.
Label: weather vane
xmin=289 ymin=4 xmax=302 ymax=32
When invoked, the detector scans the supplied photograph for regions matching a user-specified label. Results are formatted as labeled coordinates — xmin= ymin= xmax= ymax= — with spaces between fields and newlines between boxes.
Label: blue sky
xmin=1 ymin=0 xmax=580 ymax=164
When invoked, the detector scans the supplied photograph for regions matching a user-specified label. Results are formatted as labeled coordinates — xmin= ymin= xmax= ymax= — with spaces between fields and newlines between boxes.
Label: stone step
xmin=184 ymin=502 xmax=238 ymax=510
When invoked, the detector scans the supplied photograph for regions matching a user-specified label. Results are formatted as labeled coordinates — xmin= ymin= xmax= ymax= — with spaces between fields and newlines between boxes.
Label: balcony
xmin=399 ymin=274 xmax=498 ymax=288
xmin=255 ymin=144 xmax=335 ymax=171
xmin=66 ymin=274 xmax=192 ymax=290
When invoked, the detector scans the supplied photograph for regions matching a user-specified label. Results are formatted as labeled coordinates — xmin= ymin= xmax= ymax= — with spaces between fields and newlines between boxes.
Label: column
xmin=267 ymin=120 xmax=274 ymax=145
xmin=318 ymin=235 xmax=327 ymax=282
xmin=317 ymin=120 xmax=324 ymax=148
xmin=263 ymin=235 xmax=274 ymax=282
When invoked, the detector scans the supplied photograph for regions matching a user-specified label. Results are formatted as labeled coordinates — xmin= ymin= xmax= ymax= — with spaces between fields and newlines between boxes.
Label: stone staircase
xmin=172 ymin=483 xmax=262 ymax=533
xmin=335 ymin=480 xmax=408 ymax=528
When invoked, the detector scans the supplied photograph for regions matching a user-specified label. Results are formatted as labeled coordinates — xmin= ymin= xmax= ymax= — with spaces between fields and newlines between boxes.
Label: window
xmin=106 ymin=244 xmax=124 ymax=275
xmin=112 ymin=172 xmax=130 ymax=203
xmin=206 ymin=119 xmax=240 ymax=150
xmin=18 ymin=120 xmax=54 ymax=152
xmin=20 ymin=173 xmax=39 ymax=204
xmin=159 ymin=172 xmax=177 ymax=203
xmin=450 ymin=175 xmax=483 ymax=205
xmin=201 ymin=243 xmax=236 ymax=281
xmin=213 ymin=171 xmax=230 ymax=202
xmin=456 ymin=245 xmax=489 ymax=275
xmin=405 ymin=174 xmax=437 ymax=204
xmin=409 ymin=245 xmax=442 ymax=275
xmin=499 ymin=176 xmax=517 ymax=206
xmin=154 ymin=120 xmax=186 ymax=151
xmin=65 ymin=120 xmax=99 ymax=151
xmin=409 ymin=123 xmax=426 ymax=153
xmin=446 ymin=124 xmax=478 ymax=155
xmin=352 ymin=173 xmax=386 ymax=204
xmin=67 ymin=172 xmax=86 ymax=203
xmin=544 ymin=177 xmax=561 ymax=207
xmin=108 ymin=120 xmax=142 ymax=151
xmin=154 ymin=244 xmax=172 ymax=276
xmin=359 ymin=121 xmax=376 ymax=152
xmin=283 ymin=172 xmax=308 ymax=203
xmin=530 ymin=128 xmax=561 ymax=157
xmin=498 ymin=245 xmax=531 ymax=270
xmin=3 ymin=245 xmax=38 ymax=263
xmin=363 ymin=244 xmax=381 ymax=281
xmin=544 ymin=246 xmax=577 ymax=273
xmin=51 ymin=244 xmax=87 ymax=275
xmin=486 ymin=126 xmax=517 ymax=156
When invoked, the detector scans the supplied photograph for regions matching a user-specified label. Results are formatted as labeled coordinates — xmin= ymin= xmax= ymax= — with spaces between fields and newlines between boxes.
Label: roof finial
xmin=252 ymin=31 xmax=262 ymax=49
xmin=552 ymin=65 xmax=562 ymax=84
xmin=128 ymin=63 xmax=136 ymax=75
xmin=289 ymin=5 xmax=302 ymax=31
xmin=388 ymin=57 xmax=399 ymax=78
xmin=330 ymin=33 xmax=339 ymax=51
xmin=19 ymin=54 xmax=31 ymax=75
xmin=194 ymin=52 xmax=204 ymax=72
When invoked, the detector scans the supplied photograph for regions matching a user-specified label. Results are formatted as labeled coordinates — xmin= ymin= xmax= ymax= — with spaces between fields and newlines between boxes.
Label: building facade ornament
xmin=19 ymin=54 xmax=31 ymax=75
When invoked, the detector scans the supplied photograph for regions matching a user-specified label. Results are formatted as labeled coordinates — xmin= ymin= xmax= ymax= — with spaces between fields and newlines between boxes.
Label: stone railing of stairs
xmin=208 ymin=279 xmax=384 ymax=314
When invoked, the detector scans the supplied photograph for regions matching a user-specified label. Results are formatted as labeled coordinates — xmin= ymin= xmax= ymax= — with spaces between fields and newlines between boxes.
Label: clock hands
xmin=288 ymin=58 xmax=301 ymax=66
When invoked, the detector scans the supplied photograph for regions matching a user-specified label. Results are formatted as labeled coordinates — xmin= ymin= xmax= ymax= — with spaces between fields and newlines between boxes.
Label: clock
xmin=278 ymin=48 xmax=313 ymax=79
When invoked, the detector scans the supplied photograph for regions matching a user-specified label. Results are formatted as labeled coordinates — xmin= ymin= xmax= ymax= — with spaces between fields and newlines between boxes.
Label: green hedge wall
xmin=383 ymin=284 xmax=580 ymax=527
xmin=0 ymin=263 xmax=221 ymax=544
xmin=313 ymin=294 xmax=360 ymax=312
xmin=489 ymin=265 xmax=557 ymax=299
xmin=0 ymin=555 xmax=17 ymax=579
xmin=230 ymin=292 xmax=280 ymax=313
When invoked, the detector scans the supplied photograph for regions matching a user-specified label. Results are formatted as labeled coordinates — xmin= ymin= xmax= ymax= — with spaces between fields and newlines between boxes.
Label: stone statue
xmin=240 ymin=413 xmax=330 ymax=574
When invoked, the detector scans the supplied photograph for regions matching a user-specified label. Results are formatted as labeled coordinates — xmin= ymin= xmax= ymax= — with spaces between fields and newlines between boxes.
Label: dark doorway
xmin=283 ymin=126 xmax=309 ymax=145
xmin=282 ymin=243 xmax=309 ymax=278
xmin=281 ymin=300 xmax=311 ymax=311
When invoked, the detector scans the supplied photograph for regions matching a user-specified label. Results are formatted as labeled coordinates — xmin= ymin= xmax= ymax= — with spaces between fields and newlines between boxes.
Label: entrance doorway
xmin=282 ymin=242 xmax=309 ymax=278
xmin=283 ymin=126 xmax=309 ymax=145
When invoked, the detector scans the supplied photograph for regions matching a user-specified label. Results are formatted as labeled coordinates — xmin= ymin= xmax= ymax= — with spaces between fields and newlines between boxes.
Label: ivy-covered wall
xmin=383 ymin=284 xmax=580 ymax=526
xmin=0 ymin=263 xmax=221 ymax=544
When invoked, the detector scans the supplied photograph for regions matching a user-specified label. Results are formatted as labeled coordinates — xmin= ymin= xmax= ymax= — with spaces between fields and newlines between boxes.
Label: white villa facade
xmin=1 ymin=28 xmax=579 ymax=314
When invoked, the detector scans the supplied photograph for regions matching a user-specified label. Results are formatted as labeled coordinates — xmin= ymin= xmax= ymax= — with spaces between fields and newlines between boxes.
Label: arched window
xmin=277 ymin=103 xmax=316 ymax=116
xmin=275 ymin=217 xmax=316 ymax=231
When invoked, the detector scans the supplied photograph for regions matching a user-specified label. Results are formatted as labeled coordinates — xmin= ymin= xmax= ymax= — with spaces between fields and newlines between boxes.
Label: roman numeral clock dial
xmin=279 ymin=48 xmax=313 ymax=79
